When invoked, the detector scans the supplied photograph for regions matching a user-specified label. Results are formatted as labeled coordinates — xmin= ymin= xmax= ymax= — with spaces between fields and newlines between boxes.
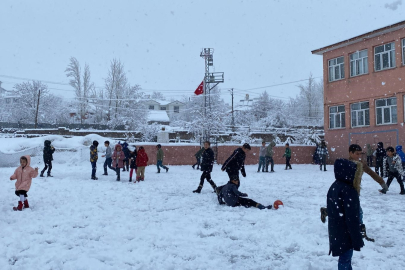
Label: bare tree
xmin=65 ymin=57 xmax=94 ymax=124
xmin=104 ymin=59 xmax=127 ymax=121
xmin=151 ymin=91 xmax=165 ymax=100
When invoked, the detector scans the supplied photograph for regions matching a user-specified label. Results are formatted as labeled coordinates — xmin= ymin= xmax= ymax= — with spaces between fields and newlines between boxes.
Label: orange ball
xmin=273 ymin=200 xmax=284 ymax=210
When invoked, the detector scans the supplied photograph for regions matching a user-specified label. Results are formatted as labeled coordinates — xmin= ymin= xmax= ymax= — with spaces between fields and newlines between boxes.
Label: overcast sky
xmin=0 ymin=0 xmax=404 ymax=105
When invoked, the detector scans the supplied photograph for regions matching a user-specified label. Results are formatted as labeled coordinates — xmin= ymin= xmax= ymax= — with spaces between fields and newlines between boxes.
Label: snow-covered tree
xmin=151 ymin=91 xmax=165 ymax=100
xmin=65 ymin=57 xmax=94 ymax=125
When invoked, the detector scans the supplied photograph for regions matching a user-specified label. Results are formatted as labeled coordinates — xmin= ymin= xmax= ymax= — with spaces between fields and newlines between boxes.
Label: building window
xmin=329 ymin=105 xmax=345 ymax=129
xmin=174 ymin=106 xmax=179 ymax=113
xmin=376 ymin=97 xmax=397 ymax=125
xmin=350 ymin=50 xmax=368 ymax=77
xmin=328 ymin=56 xmax=345 ymax=82
xmin=149 ymin=105 xmax=154 ymax=110
xmin=375 ymin=42 xmax=395 ymax=71
xmin=402 ymin=39 xmax=405 ymax=65
xmin=351 ymin=101 xmax=370 ymax=127
xmin=160 ymin=106 xmax=166 ymax=110
xmin=5 ymin=98 xmax=10 ymax=104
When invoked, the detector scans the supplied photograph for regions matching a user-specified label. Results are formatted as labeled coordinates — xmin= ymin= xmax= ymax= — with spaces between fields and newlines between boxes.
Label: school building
xmin=312 ymin=20 xmax=405 ymax=160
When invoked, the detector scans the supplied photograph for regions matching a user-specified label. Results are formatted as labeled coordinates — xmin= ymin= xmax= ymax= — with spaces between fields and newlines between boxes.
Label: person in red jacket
xmin=112 ymin=144 xmax=126 ymax=181
xmin=10 ymin=155 xmax=39 ymax=211
xmin=135 ymin=146 xmax=149 ymax=182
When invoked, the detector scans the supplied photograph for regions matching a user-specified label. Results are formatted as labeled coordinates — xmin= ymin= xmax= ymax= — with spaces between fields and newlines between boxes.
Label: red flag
xmin=194 ymin=81 xmax=204 ymax=95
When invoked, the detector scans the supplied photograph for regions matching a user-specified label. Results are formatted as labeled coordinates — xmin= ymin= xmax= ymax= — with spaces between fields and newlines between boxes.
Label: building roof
xmin=147 ymin=110 xmax=170 ymax=122
xmin=141 ymin=98 xmax=185 ymax=106
xmin=312 ymin=20 xmax=405 ymax=55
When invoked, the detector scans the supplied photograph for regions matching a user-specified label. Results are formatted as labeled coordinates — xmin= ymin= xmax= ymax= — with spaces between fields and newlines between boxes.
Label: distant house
xmin=147 ymin=110 xmax=170 ymax=125
xmin=0 ymin=81 xmax=19 ymax=108
xmin=141 ymin=98 xmax=185 ymax=119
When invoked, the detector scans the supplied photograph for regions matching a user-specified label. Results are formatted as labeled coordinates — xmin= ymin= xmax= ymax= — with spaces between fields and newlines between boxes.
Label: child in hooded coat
xmin=10 ymin=155 xmax=39 ymax=211
xmin=136 ymin=146 xmax=149 ymax=181
xmin=129 ymin=146 xmax=137 ymax=182
xmin=112 ymin=144 xmax=126 ymax=181
xmin=395 ymin=145 xmax=405 ymax=170
xmin=40 ymin=140 xmax=55 ymax=177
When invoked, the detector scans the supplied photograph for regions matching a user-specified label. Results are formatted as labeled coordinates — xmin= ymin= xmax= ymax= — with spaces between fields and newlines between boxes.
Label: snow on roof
xmin=141 ymin=99 xmax=184 ymax=106
xmin=147 ymin=110 xmax=170 ymax=122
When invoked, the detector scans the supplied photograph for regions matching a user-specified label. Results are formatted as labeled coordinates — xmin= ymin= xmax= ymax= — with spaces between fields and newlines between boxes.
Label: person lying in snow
xmin=10 ymin=155 xmax=39 ymax=211
xmin=217 ymin=179 xmax=272 ymax=210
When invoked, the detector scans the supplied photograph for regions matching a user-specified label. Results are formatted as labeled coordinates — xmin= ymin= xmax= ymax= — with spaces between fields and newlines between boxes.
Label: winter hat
xmin=93 ymin=140 xmax=99 ymax=147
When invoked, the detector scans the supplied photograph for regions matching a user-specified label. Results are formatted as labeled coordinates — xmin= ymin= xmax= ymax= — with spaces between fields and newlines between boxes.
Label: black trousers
xmin=234 ymin=197 xmax=259 ymax=208
xmin=15 ymin=190 xmax=28 ymax=197
xmin=285 ymin=157 xmax=292 ymax=169
xmin=198 ymin=171 xmax=217 ymax=190
xmin=320 ymin=155 xmax=326 ymax=170
xmin=91 ymin=162 xmax=97 ymax=177
xmin=41 ymin=160 xmax=52 ymax=174
xmin=375 ymin=157 xmax=384 ymax=177
xmin=386 ymin=171 xmax=405 ymax=192
xmin=366 ymin=156 xmax=373 ymax=167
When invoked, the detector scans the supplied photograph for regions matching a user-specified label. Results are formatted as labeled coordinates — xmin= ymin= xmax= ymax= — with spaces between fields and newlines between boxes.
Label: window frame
xmin=328 ymin=56 xmax=345 ymax=82
xmin=350 ymin=101 xmax=370 ymax=128
xmin=329 ymin=105 xmax=346 ymax=129
xmin=350 ymin=49 xmax=368 ymax=77
xmin=173 ymin=106 xmax=180 ymax=113
xmin=402 ymin=38 xmax=405 ymax=65
xmin=160 ymin=106 xmax=166 ymax=110
xmin=374 ymin=42 xmax=396 ymax=71
xmin=148 ymin=105 xmax=154 ymax=110
xmin=375 ymin=97 xmax=397 ymax=125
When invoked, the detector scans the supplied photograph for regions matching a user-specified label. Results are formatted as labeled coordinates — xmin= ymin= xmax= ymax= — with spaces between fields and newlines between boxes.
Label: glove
xmin=241 ymin=170 xmax=246 ymax=177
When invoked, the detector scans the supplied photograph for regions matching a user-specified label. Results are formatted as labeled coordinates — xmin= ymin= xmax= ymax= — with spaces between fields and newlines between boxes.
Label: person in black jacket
xmin=327 ymin=158 xmax=364 ymax=269
xmin=218 ymin=179 xmax=271 ymax=209
xmin=129 ymin=146 xmax=137 ymax=182
xmin=374 ymin=142 xmax=386 ymax=177
xmin=193 ymin=141 xmax=217 ymax=193
xmin=40 ymin=140 xmax=55 ymax=177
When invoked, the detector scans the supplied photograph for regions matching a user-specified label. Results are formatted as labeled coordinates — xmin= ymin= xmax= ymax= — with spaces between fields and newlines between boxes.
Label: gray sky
xmin=0 ymin=0 xmax=404 ymax=105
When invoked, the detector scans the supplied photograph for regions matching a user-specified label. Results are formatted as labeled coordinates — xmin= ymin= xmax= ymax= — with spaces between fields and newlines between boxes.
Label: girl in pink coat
xmin=10 ymin=155 xmax=39 ymax=211
xmin=112 ymin=144 xmax=126 ymax=181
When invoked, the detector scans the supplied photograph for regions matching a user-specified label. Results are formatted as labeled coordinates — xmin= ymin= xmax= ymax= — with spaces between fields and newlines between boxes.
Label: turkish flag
xmin=194 ymin=81 xmax=204 ymax=95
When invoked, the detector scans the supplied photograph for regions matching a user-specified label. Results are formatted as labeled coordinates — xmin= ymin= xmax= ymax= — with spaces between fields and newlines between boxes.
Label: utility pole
xmin=200 ymin=48 xmax=224 ymax=141
xmin=34 ymin=89 xmax=41 ymax=129
xmin=229 ymin=88 xmax=235 ymax=131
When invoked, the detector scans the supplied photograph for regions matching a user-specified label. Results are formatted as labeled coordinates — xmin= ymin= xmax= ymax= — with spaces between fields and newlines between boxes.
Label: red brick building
xmin=312 ymin=21 xmax=405 ymax=160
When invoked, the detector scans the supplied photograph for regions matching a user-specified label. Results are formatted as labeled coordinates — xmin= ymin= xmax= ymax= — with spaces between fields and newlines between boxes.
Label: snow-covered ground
xmin=0 ymin=136 xmax=404 ymax=270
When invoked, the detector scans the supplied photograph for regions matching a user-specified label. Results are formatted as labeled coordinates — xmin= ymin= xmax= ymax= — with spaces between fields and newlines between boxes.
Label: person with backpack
xmin=40 ymin=140 xmax=55 ymax=177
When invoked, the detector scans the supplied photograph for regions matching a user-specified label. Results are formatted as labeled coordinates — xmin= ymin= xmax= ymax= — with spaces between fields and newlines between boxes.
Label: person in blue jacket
xmin=327 ymin=158 xmax=364 ymax=269
xmin=395 ymin=145 xmax=405 ymax=170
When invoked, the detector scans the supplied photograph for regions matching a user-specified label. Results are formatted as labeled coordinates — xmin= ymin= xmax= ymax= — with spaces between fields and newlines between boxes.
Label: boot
xmin=192 ymin=165 xmax=195 ymax=169
xmin=102 ymin=169 xmax=108 ymax=176
xmin=91 ymin=176 xmax=98 ymax=180
xmin=40 ymin=171 xmax=44 ymax=177
xmin=47 ymin=172 xmax=53 ymax=177
xmin=289 ymin=165 xmax=292 ymax=169
xmin=24 ymin=199 xmax=29 ymax=209
xmin=157 ymin=169 xmax=160 ymax=173
xmin=129 ymin=177 xmax=132 ymax=182
xmin=193 ymin=185 xmax=202 ymax=193
xmin=116 ymin=177 xmax=120 ymax=181
xmin=257 ymin=204 xmax=266 ymax=210
xmin=13 ymin=201 xmax=24 ymax=211
xmin=166 ymin=167 xmax=169 ymax=173
xmin=271 ymin=164 xmax=274 ymax=172
xmin=320 ymin=207 xmax=328 ymax=223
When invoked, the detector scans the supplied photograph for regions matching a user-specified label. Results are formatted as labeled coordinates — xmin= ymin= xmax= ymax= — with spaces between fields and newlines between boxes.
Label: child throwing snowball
xmin=10 ymin=155 xmax=39 ymax=211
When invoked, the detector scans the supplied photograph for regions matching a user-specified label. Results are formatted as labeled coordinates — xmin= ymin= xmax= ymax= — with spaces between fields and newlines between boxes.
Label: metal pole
xmin=230 ymin=88 xmax=235 ymax=129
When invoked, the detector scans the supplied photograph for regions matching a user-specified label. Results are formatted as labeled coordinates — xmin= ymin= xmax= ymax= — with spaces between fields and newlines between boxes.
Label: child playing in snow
xmin=40 ymin=140 xmax=55 ymax=177
xmin=10 ymin=155 xmax=39 ymax=211
xmin=218 ymin=178 xmax=272 ymax=210
xmin=383 ymin=146 xmax=405 ymax=195
xmin=102 ymin=140 xmax=115 ymax=176
xmin=112 ymin=144 xmax=126 ymax=181
xmin=136 ymin=146 xmax=149 ymax=181
xmin=90 ymin=140 xmax=99 ymax=180
xmin=282 ymin=143 xmax=292 ymax=170
xmin=129 ymin=146 xmax=137 ymax=182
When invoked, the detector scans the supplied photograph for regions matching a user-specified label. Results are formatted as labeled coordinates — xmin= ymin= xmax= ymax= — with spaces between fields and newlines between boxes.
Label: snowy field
xmin=0 ymin=136 xmax=404 ymax=270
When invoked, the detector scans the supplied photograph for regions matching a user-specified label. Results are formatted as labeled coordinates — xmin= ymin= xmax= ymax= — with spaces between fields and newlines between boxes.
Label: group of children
xmin=256 ymin=141 xmax=290 ymax=172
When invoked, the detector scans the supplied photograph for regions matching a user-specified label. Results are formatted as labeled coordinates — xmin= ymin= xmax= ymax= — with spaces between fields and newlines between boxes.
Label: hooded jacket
xmin=221 ymin=148 xmax=246 ymax=176
xmin=121 ymin=142 xmax=130 ymax=158
xmin=136 ymin=148 xmax=149 ymax=167
xmin=327 ymin=158 xmax=364 ymax=257
xmin=200 ymin=147 xmax=215 ymax=173
xmin=220 ymin=181 xmax=247 ymax=207
xmin=265 ymin=142 xmax=276 ymax=157
xmin=43 ymin=140 xmax=55 ymax=162
xmin=90 ymin=141 xmax=98 ymax=162
xmin=383 ymin=154 xmax=404 ymax=177
xmin=10 ymin=155 xmax=38 ymax=192
xmin=130 ymin=149 xmax=137 ymax=169
xmin=374 ymin=142 xmax=386 ymax=159
xmin=395 ymin=145 xmax=405 ymax=162
xmin=112 ymin=144 xmax=126 ymax=168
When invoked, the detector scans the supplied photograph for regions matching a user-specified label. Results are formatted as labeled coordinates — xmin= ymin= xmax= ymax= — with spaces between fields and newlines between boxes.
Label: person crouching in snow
xmin=383 ymin=146 xmax=405 ymax=195
xmin=112 ymin=144 xmax=126 ymax=181
xmin=218 ymin=179 xmax=272 ymax=209
xmin=136 ymin=146 xmax=149 ymax=181
xmin=129 ymin=146 xmax=137 ymax=182
xmin=326 ymin=158 xmax=364 ymax=269
xmin=10 ymin=156 xmax=39 ymax=211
